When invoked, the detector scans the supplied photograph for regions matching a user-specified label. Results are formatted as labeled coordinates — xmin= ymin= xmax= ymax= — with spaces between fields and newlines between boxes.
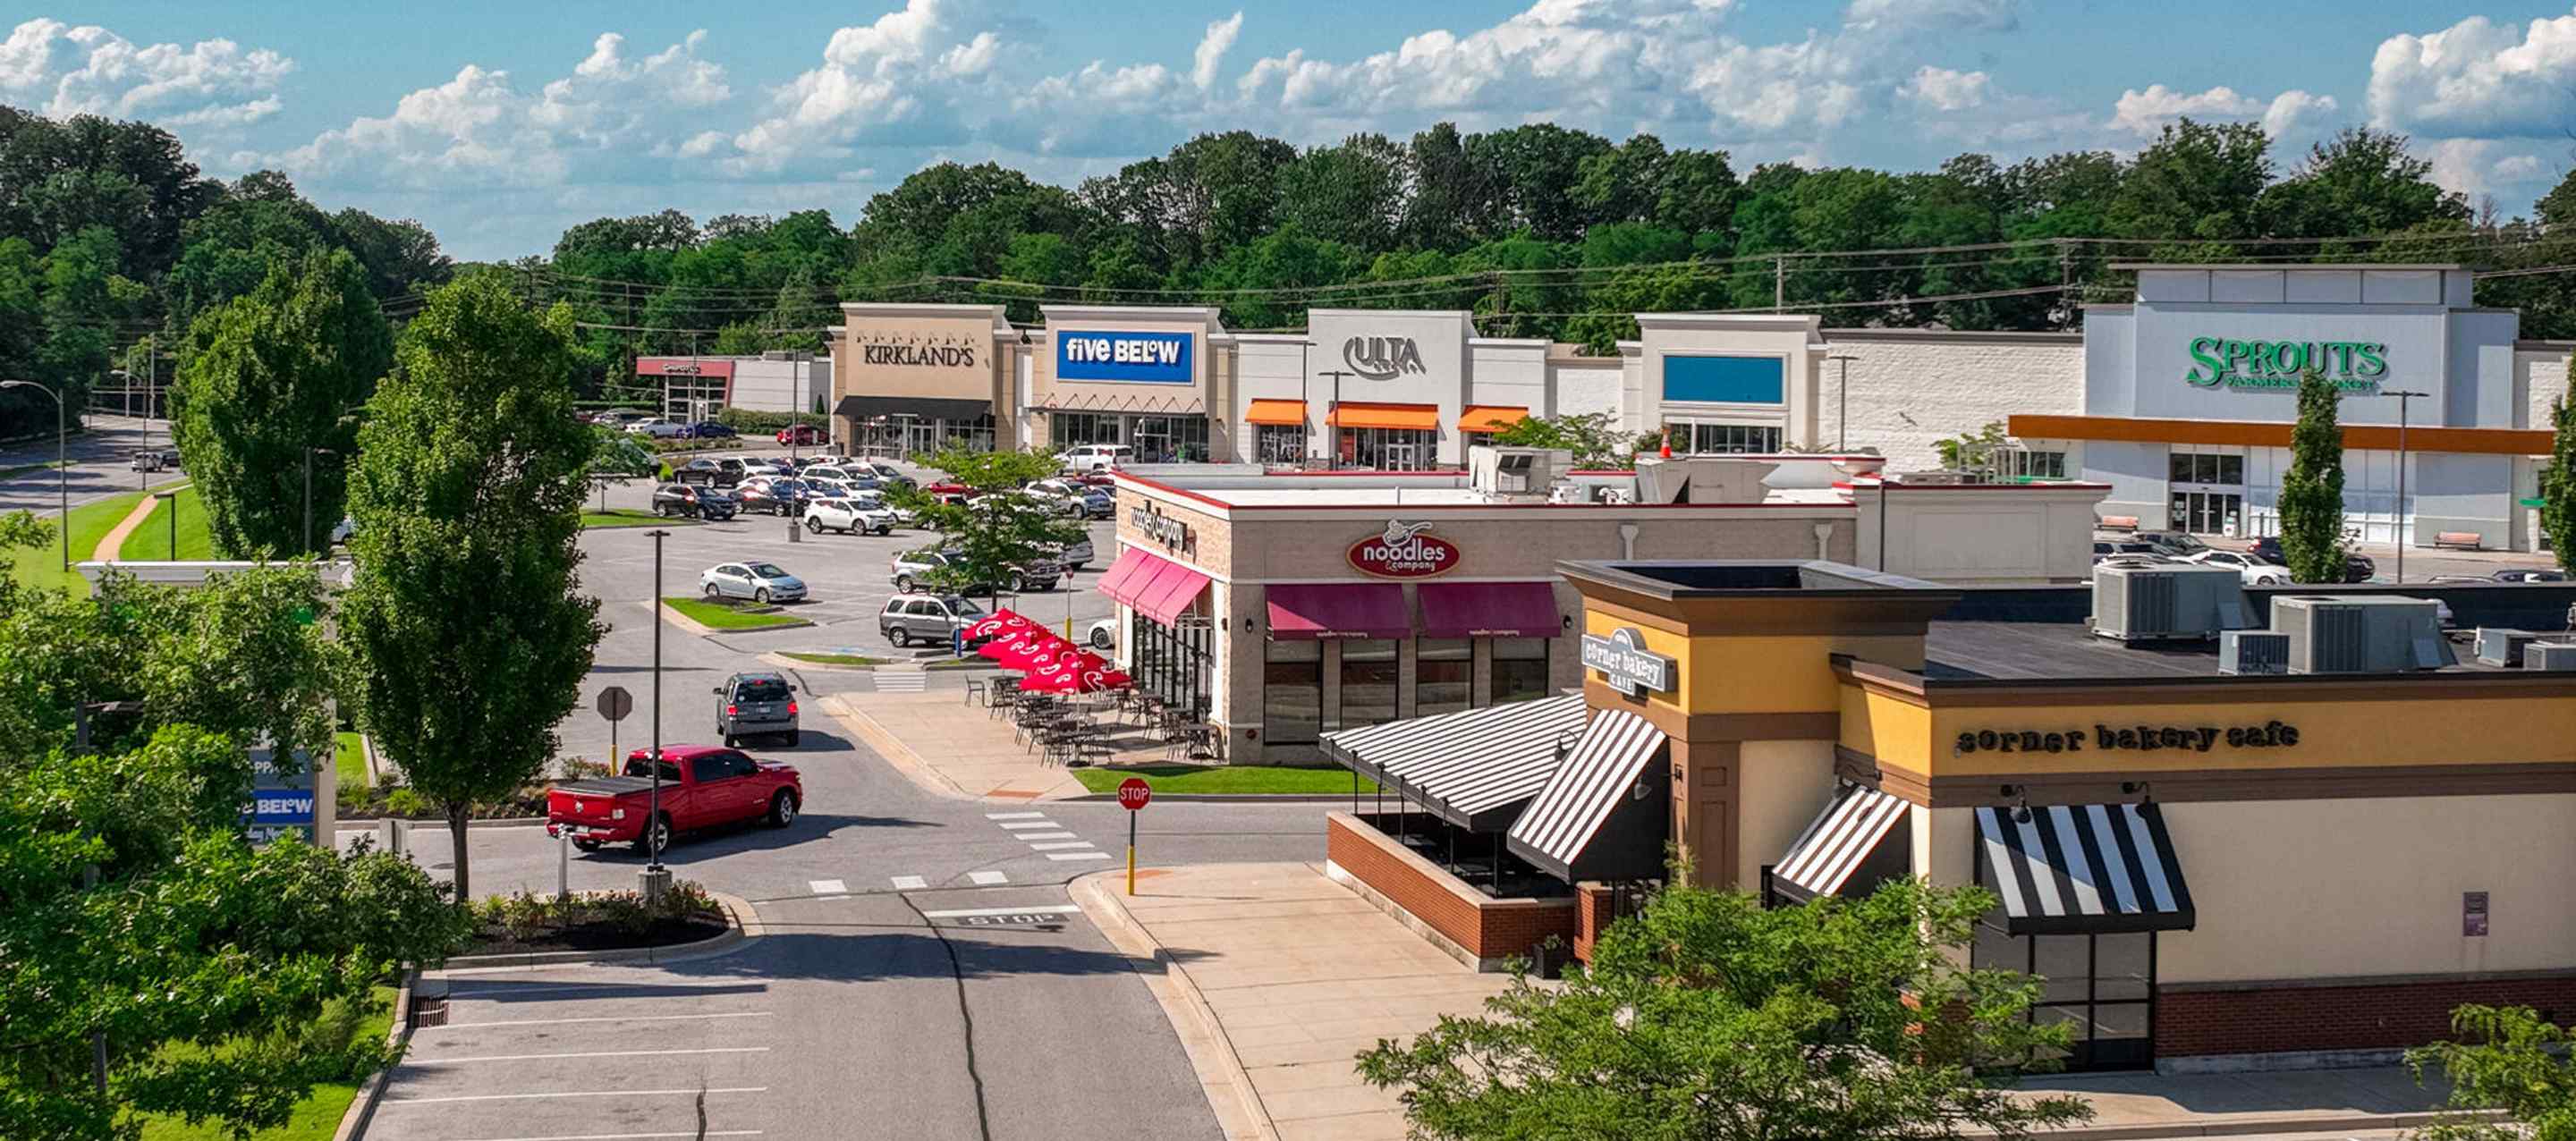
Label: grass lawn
xmin=1074 ymin=764 xmax=1376 ymax=796
xmin=580 ymin=507 xmax=687 ymax=529
xmin=779 ymin=651 xmax=888 ymax=667
xmin=335 ymin=731 xmax=368 ymax=793
xmin=924 ymin=657 xmax=998 ymax=671
xmin=133 ymin=985 xmax=396 ymax=1141
xmin=2 ymin=479 xmax=187 ymax=596
xmin=121 ymin=485 xmax=216 ymax=561
xmin=660 ymin=595 xmax=810 ymax=630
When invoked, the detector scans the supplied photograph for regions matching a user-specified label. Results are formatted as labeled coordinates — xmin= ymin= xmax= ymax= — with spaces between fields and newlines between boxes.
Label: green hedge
xmin=716 ymin=407 xmax=828 ymax=434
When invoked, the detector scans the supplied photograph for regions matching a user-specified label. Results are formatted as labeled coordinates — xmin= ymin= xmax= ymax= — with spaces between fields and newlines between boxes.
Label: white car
xmin=699 ymin=561 xmax=808 ymax=604
xmin=1084 ymin=616 xmax=1117 ymax=651
xmin=1058 ymin=444 xmax=1132 ymax=472
xmin=629 ymin=418 xmax=691 ymax=438
xmin=1023 ymin=478 xmax=1090 ymax=518
xmin=2182 ymin=549 xmax=2292 ymax=586
xmin=803 ymin=496 xmax=898 ymax=536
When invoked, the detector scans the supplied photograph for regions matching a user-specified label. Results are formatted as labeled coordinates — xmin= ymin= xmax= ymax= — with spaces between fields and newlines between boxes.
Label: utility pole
xmin=640 ymin=528 xmax=673 ymax=902
xmin=1774 ymin=254 xmax=1786 ymax=314
xmin=2383 ymin=389 xmax=2429 ymax=584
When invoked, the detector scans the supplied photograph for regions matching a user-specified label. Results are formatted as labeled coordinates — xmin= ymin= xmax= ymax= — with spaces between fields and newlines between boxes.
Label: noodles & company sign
xmin=1347 ymin=520 xmax=1460 ymax=579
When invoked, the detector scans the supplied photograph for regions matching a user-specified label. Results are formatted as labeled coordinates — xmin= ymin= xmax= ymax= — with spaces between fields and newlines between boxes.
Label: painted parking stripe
xmin=1046 ymin=851 xmax=1114 ymax=862
xmin=809 ymin=879 xmax=846 ymax=895
xmin=1027 ymin=841 xmax=1094 ymax=850
xmin=996 ymin=821 xmax=1057 ymax=830
xmin=454 ymin=1133 xmax=760 ymax=1141
xmin=889 ymin=875 xmax=928 ymax=891
xmin=917 ymin=904 xmax=1081 ymax=918
xmin=985 ymin=811 xmax=1044 ymax=819
xmin=411 ymin=1046 xmax=770 ymax=1065
xmin=442 ymin=982 xmax=745 ymax=1000
xmin=968 ymin=870 xmax=1009 ymax=884
xmin=435 ymin=1011 xmax=773 ymax=1030
xmin=382 ymin=1086 xmax=767 ymax=1105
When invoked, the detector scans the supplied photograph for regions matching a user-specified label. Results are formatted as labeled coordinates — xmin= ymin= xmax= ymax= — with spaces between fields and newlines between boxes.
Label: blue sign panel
xmin=1056 ymin=331 xmax=1192 ymax=383
xmin=251 ymin=791 xmax=316 ymax=824
xmin=1663 ymin=355 xmax=1784 ymax=404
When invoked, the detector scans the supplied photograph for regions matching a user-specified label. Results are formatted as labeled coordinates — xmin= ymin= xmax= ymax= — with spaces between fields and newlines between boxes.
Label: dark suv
xmin=2248 ymin=537 xmax=2376 ymax=583
xmin=654 ymin=483 xmax=738 ymax=520
xmin=674 ymin=457 xmax=750 ymax=487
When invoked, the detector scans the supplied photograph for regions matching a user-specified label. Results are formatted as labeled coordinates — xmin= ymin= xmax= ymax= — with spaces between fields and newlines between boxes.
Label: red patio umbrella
xmin=1018 ymin=657 xmax=1130 ymax=694
xmin=978 ymin=627 xmax=1070 ymax=667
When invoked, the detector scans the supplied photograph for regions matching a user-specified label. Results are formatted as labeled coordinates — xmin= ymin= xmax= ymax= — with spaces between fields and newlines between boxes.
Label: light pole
xmin=1298 ymin=339 xmax=1313 ymax=464
xmin=640 ymin=528 xmax=672 ymax=900
xmin=2381 ymin=389 xmax=2430 ymax=585
xmin=1318 ymin=368 xmax=1358 ymax=469
xmin=0 ymin=380 xmax=67 ymax=570
xmin=1826 ymin=353 xmax=1858 ymax=452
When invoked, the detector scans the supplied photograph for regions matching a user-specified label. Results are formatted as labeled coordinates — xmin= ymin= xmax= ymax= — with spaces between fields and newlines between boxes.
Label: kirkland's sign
xmin=1057 ymin=331 xmax=1193 ymax=383
xmin=2183 ymin=337 xmax=2387 ymax=393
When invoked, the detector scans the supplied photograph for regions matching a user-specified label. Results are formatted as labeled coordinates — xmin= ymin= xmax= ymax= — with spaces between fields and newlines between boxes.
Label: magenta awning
xmin=1132 ymin=559 xmax=1212 ymax=627
xmin=1417 ymin=581 xmax=1561 ymax=638
xmin=1266 ymin=583 xmax=1410 ymax=640
xmin=1097 ymin=548 xmax=1158 ymax=605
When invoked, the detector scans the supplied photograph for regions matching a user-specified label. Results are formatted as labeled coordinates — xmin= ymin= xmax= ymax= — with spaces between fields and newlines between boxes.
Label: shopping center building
xmin=643 ymin=353 xmax=830 ymax=422
xmin=1318 ymin=557 xmax=2576 ymax=1072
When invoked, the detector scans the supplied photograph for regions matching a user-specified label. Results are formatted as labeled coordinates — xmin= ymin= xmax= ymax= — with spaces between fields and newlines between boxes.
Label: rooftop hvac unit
xmin=2526 ymin=642 xmax=2576 ymax=672
xmin=2090 ymin=563 xmax=2253 ymax=643
xmin=2219 ymin=630 xmax=2291 ymax=675
xmin=2269 ymin=596 xmax=2455 ymax=674
xmin=1493 ymin=452 xmax=1537 ymax=494
xmin=2475 ymin=628 xmax=2546 ymax=668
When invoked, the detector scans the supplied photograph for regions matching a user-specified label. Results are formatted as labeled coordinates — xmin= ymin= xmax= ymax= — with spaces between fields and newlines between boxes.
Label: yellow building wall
xmin=1735 ymin=739 xmax=1839 ymax=892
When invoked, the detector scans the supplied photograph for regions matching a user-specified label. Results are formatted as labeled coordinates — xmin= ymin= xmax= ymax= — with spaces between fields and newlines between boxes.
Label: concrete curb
xmin=1058 ymin=792 xmax=1366 ymax=804
xmin=820 ymin=693 xmax=975 ymax=800
xmin=335 ymin=816 xmax=547 ymax=834
xmin=2007 ymin=1109 xmax=2495 ymax=1140
xmin=435 ymin=888 xmax=761 ymax=974
xmin=329 ymin=963 xmax=419 ymax=1141
xmin=1071 ymin=871 xmax=1276 ymax=1141
xmin=639 ymin=597 xmax=816 ymax=638
xmin=758 ymin=651 xmax=887 ymax=672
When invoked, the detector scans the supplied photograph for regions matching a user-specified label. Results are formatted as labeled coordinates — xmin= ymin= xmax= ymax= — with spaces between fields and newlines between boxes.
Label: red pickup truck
xmin=547 ymin=745 xmax=802 ymax=854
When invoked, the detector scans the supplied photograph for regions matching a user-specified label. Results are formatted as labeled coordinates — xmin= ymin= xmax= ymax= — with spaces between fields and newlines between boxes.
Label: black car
xmin=2491 ymin=569 xmax=2570 ymax=583
xmin=653 ymin=483 xmax=738 ymax=520
xmin=2247 ymin=537 xmax=2376 ymax=582
xmin=672 ymin=457 xmax=745 ymax=486
xmin=738 ymin=478 xmax=810 ymax=515
xmin=688 ymin=421 xmax=737 ymax=439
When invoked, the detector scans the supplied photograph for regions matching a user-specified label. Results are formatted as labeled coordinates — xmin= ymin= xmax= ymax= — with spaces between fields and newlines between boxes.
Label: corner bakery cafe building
xmin=1320 ymin=558 xmax=2576 ymax=1072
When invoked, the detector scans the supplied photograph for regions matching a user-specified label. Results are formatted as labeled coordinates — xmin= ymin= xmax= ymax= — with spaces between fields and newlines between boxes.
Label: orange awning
xmin=1457 ymin=405 xmax=1529 ymax=434
xmin=1245 ymin=398 xmax=1307 ymax=426
xmin=1326 ymin=401 xmax=1440 ymax=431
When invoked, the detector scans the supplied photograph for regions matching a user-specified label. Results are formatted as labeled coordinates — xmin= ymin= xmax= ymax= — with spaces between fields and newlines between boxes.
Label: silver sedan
xmin=699 ymin=561 xmax=809 ymax=604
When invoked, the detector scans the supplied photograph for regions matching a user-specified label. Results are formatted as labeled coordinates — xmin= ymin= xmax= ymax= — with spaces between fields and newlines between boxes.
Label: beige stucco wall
xmin=1854 ymin=485 xmax=2110 ymax=584
xmin=1219 ymin=510 xmax=1855 ymax=582
xmin=1734 ymin=739 xmax=1840 ymax=892
xmin=1817 ymin=331 xmax=2088 ymax=471
xmin=832 ymin=304 xmax=1017 ymax=450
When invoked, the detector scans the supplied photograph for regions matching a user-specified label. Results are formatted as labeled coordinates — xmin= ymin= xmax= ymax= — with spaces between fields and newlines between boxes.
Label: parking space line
xmin=809 ymin=879 xmax=846 ymax=894
xmin=889 ymin=875 xmax=928 ymax=890
xmin=382 ymin=1086 xmax=767 ymax=1105
xmin=1046 ymin=851 xmax=1114 ymax=862
xmin=918 ymin=904 xmax=1080 ymax=918
xmin=984 ymin=811 xmax=1044 ymax=819
xmin=1027 ymin=841 xmax=1094 ymax=850
xmin=442 ymin=983 xmax=752 ymax=1000
xmin=436 ymin=1011 xmax=774 ymax=1030
xmin=968 ymin=871 xmax=1008 ymax=884
xmin=1014 ymin=831 xmax=1077 ymax=841
xmin=411 ymin=1046 xmax=770 ymax=1066
xmin=454 ymin=1133 xmax=760 ymax=1141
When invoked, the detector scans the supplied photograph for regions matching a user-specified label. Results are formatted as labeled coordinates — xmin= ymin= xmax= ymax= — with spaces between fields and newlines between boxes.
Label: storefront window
xmin=1338 ymin=639 xmax=1399 ymax=730
xmin=2003 ymin=450 xmax=2067 ymax=479
xmin=1255 ymin=424 xmax=1307 ymax=463
xmin=1262 ymin=641 xmax=1322 ymax=744
xmin=1339 ymin=427 xmax=1439 ymax=470
xmin=1665 ymin=422 xmax=1782 ymax=454
xmin=1417 ymin=639 xmax=1470 ymax=716
xmin=1132 ymin=613 xmax=1211 ymax=720
xmin=1053 ymin=412 xmax=1123 ymax=449
xmin=1972 ymin=917 xmax=2157 ymax=1070
xmin=1490 ymin=638 xmax=1551 ymax=705
xmin=1131 ymin=415 xmax=1210 ymax=462
xmin=2168 ymin=452 xmax=2244 ymax=486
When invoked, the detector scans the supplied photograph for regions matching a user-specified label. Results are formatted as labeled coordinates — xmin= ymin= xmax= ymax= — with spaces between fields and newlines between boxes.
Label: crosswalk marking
xmin=1028 ymin=841 xmax=1094 ymax=850
xmin=808 ymin=879 xmax=846 ymax=895
xmin=996 ymin=821 xmax=1056 ymax=830
xmin=1015 ymin=831 xmax=1076 ymax=841
xmin=1046 ymin=851 xmax=1114 ymax=862
xmin=985 ymin=811 xmax=1044 ymax=819
xmin=918 ymin=904 xmax=1080 ymax=918
xmin=888 ymin=875 xmax=928 ymax=891
xmin=874 ymin=672 xmax=927 ymax=692
xmin=968 ymin=871 xmax=1009 ymax=885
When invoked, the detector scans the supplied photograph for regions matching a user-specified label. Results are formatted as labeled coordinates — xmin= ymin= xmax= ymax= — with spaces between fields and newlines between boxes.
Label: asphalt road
xmin=350 ymin=463 xmax=1337 ymax=1140
xmin=0 ymin=412 xmax=181 ymax=518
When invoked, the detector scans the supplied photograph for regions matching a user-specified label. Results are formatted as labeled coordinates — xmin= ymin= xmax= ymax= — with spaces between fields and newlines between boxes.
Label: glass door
xmin=1975 ymin=922 xmax=2157 ymax=1070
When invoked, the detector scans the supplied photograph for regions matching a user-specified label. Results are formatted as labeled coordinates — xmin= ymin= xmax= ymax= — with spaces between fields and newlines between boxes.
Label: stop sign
xmin=1117 ymin=777 xmax=1152 ymax=810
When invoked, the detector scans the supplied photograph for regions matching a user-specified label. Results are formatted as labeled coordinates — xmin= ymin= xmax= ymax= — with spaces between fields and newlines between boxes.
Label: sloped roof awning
xmin=1976 ymin=803 xmax=2196 ymax=935
xmin=1326 ymin=402 xmax=1440 ymax=431
xmin=1322 ymin=695 xmax=1587 ymax=832
xmin=1245 ymin=399 xmax=1308 ymax=426
xmin=1266 ymin=582 xmax=1410 ymax=639
xmin=1771 ymin=784 xmax=1911 ymax=904
xmin=1417 ymin=581 xmax=1559 ymax=639
xmin=1506 ymin=708 xmax=1669 ymax=882
xmin=1457 ymin=405 xmax=1529 ymax=434
xmin=1131 ymin=559 xmax=1212 ymax=626
xmin=834 ymin=395 xmax=994 ymax=422
xmin=1097 ymin=548 xmax=1157 ymax=603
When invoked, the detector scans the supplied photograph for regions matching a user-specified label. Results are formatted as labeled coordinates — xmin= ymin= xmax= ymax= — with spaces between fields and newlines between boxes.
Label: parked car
xmin=629 ymin=418 xmax=691 ymax=438
xmin=1058 ymin=443 xmax=1133 ymax=472
xmin=130 ymin=451 xmax=166 ymax=472
xmin=776 ymin=424 xmax=826 ymax=446
xmin=653 ymin=483 xmax=737 ymax=520
xmin=877 ymin=592 xmax=989 ymax=648
xmin=701 ymin=561 xmax=807 ymax=603
xmin=2490 ymin=568 xmax=2570 ymax=583
xmin=888 ymin=548 xmax=1059 ymax=594
xmin=2091 ymin=540 xmax=2169 ymax=563
xmin=2248 ymin=537 xmax=2377 ymax=583
xmin=688 ymin=420 xmax=736 ymax=439
xmin=736 ymin=477 xmax=810 ymax=516
xmin=2130 ymin=529 xmax=2211 ymax=557
xmin=547 ymin=745 xmax=801 ymax=854
xmin=2180 ymin=548 xmax=2293 ymax=585
xmin=805 ymin=495 xmax=899 ymax=536
xmin=1044 ymin=535 xmax=1095 ymax=571
xmin=714 ymin=671 xmax=800 ymax=747
xmin=595 ymin=410 xmax=652 ymax=427
xmin=1023 ymin=479 xmax=1089 ymax=518
xmin=1084 ymin=616 xmax=1117 ymax=651
xmin=671 ymin=457 xmax=748 ymax=486
xmin=849 ymin=490 xmax=914 ymax=527
xmin=1072 ymin=485 xmax=1114 ymax=519
xmin=853 ymin=461 xmax=915 ymax=489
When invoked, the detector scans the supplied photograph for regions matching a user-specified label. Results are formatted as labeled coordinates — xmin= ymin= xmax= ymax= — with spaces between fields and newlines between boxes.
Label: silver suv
xmin=713 ymin=671 xmax=799 ymax=747
xmin=888 ymin=548 xmax=1061 ymax=594
xmin=878 ymin=593 xmax=987 ymax=648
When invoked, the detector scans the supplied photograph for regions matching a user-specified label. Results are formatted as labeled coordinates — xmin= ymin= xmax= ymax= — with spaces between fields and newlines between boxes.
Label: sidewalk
xmin=1080 ymin=861 xmax=2463 ymax=1141
xmin=823 ymin=687 xmax=1210 ymax=802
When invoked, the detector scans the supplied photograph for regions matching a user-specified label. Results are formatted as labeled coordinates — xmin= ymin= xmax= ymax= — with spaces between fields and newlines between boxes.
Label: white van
xmin=1058 ymin=444 xmax=1133 ymax=472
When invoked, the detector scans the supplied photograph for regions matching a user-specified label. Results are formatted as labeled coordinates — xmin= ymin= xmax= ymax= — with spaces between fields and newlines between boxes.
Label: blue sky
xmin=13 ymin=1 xmax=2576 ymax=260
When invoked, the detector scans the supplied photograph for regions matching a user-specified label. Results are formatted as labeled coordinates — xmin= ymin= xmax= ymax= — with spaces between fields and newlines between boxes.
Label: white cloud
xmin=2260 ymin=89 xmax=2339 ymax=139
xmin=2494 ymin=152 xmax=2543 ymax=181
xmin=2419 ymin=137 xmax=2553 ymax=197
xmin=2368 ymin=13 xmax=2576 ymax=139
xmin=1899 ymin=65 xmax=1988 ymax=113
xmin=1844 ymin=0 xmax=2018 ymax=34
xmin=2108 ymin=83 xmax=2261 ymax=135
xmin=1 ymin=17 xmax=291 ymax=129
xmin=1192 ymin=12 xmax=1243 ymax=90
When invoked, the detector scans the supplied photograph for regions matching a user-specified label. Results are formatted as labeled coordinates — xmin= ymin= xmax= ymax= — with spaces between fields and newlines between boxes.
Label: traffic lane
xmin=0 ymin=421 xmax=182 ymax=515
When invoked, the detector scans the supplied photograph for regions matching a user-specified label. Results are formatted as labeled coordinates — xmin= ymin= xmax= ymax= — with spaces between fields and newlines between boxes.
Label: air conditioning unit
xmin=2526 ymin=642 xmax=2576 ymax=672
xmin=2091 ymin=563 xmax=2252 ymax=643
xmin=2270 ymin=596 xmax=2454 ymax=674
xmin=2475 ymin=628 xmax=2546 ymax=668
xmin=2219 ymin=630 xmax=2291 ymax=675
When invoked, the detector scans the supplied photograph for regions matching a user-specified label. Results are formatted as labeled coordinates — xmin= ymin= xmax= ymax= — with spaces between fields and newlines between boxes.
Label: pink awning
xmin=1131 ymin=559 xmax=1211 ymax=627
xmin=1097 ymin=548 xmax=1158 ymax=605
xmin=1417 ymin=581 xmax=1561 ymax=638
xmin=1266 ymin=583 xmax=1410 ymax=640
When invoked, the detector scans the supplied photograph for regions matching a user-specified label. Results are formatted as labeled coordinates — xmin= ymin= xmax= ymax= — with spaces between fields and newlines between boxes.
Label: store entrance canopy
xmin=833 ymin=395 xmax=993 ymax=422
xmin=1322 ymin=695 xmax=1586 ymax=832
xmin=1266 ymin=582 xmax=1410 ymax=639
xmin=1457 ymin=406 xmax=1529 ymax=434
xmin=1770 ymin=784 xmax=1911 ymax=904
xmin=1975 ymin=803 xmax=2196 ymax=935
xmin=1326 ymin=402 xmax=1439 ymax=431
xmin=1417 ymin=581 xmax=1559 ymax=638
xmin=1245 ymin=399 xmax=1307 ymax=426
xmin=1102 ymin=549 xmax=1210 ymax=627
xmin=1506 ymin=709 xmax=1669 ymax=883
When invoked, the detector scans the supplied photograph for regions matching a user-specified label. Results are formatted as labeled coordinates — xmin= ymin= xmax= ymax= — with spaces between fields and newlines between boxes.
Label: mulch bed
xmin=463 ymin=912 xmax=727 ymax=956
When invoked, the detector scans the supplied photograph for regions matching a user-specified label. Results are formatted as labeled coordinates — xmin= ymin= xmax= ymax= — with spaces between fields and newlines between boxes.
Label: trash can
xmin=786 ymin=519 xmax=801 ymax=543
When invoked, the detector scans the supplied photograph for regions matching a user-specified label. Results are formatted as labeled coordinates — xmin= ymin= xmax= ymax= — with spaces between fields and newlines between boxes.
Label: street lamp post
xmin=1318 ymin=368 xmax=1358 ymax=469
xmin=640 ymin=528 xmax=672 ymax=901
xmin=1826 ymin=353 xmax=1858 ymax=452
xmin=0 ymin=380 xmax=67 ymax=570
xmin=2382 ymin=389 xmax=2430 ymax=585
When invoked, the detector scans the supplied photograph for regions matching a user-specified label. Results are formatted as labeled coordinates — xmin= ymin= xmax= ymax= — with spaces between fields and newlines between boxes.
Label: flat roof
xmin=1922 ymin=620 xmax=2502 ymax=680
xmin=2106 ymin=262 xmax=2472 ymax=273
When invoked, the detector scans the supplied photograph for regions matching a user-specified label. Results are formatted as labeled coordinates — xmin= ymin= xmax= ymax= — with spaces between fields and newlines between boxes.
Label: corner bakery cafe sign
xmin=1582 ymin=627 xmax=1676 ymax=697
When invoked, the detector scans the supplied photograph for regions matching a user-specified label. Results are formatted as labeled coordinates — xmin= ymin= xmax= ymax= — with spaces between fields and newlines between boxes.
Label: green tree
xmin=1936 ymin=420 xmax=2011 ymax=475
xmin=341 ymin=275 xmax=605 ymax=900
xmin=2108 ymin=119 xmax=2273 ymax=249
xmin=1489 ymin=411 xmax=1636 ymax=469
xmin=1356 ymin=876 xmax=2091 ymax=1140
xmin=2403 ymin=1004 xmax=2576 ymax=1139
xmin=173 ymin=247 xmax=391 ymax=556
xmin=892 ymin=447 xmax=1087 ymax=607
xmin=2542 ymin=395 xmax=2576 ymax=571
xmin=2278 ymin=367 xmax=2349 ymax=583
xmin=2257 ymin=127 xmax=2468 ymax=242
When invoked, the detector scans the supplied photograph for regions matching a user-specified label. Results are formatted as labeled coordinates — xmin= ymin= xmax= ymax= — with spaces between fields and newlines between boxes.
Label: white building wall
xmin=1466 ymin=339 xmax=1547 ymax=420
xmin=1813 ymin=332 xmax=2087 ymax=472
xmin=1549 ymin=361 xmax=1624 ymax=421
xmin=1230 ymin=334 xmax=1311 ymax=459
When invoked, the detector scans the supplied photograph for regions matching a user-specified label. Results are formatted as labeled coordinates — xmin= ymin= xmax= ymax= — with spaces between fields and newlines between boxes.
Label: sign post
xmin=1118 ymin=777 xmax=1152 ymax=895
xmin=597 ymin=685 xmax=633 ymax=773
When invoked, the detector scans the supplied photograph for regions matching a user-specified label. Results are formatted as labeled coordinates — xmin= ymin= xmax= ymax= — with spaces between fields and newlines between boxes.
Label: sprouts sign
xmin=2182 ymin=337 xmax=2387 ymax=393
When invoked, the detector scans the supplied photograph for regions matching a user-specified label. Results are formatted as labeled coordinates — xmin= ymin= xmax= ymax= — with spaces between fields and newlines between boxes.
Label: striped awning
xmin=1975 ymin=803 xmax=2196 ymax=935
xmin=1506 ymin=708 xmax=1669 ymax=882
xmin=1772 ymin=785 xmax=1911 ymax=903
xmin=1322 ymin=696 xmax=1586 ymax=832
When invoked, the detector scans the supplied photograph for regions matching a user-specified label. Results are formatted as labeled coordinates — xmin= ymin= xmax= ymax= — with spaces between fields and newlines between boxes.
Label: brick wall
xmin=2157 ymin=975 xmax=2576 ymax=1059
xmin=1573 ymin=884 xmax=1614 ymax=963
xmin=1326 ymin=813 xmax=1575 ymax=968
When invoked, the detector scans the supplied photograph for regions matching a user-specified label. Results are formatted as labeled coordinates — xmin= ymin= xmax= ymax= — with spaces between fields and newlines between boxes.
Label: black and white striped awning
xmin=1975 ymin=803 xmax=2196 ymax=935
xmin=1771 ymin=784 xmax=1911 ymax=904
xmin=1322 ymin=696 xmax=1586 ymax=832
xmin=1506 ymin=709 xmax=1669 ymax=883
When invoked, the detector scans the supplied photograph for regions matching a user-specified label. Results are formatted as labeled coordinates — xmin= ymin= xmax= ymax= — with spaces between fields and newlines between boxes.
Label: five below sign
xmin=1347 ymin=520 xmax=1460 ymax=579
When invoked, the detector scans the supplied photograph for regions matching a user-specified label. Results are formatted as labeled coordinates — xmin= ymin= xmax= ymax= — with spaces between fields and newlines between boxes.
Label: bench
xmin=2097 ymin=515 xmax=2140 ymax=532
xmin=2433 ymin=531 xmax=2485 ymax=551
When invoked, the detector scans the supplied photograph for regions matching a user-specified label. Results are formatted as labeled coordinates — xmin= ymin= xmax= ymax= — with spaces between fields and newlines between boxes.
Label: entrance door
xmin=1977 ymin=924 xmax=2157 ymax=1070
xmin=1381 ymin=442 xmax=1419 ymax=471
xmin=2166 ymin=491 xmax=2244 ymax=537
xmin=904 ymin=419 xmax=940 ymax=457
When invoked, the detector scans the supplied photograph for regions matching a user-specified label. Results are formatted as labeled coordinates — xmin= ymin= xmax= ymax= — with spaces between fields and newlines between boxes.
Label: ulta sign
xmin=2183 ymin=337 xmax=2386 ymax=393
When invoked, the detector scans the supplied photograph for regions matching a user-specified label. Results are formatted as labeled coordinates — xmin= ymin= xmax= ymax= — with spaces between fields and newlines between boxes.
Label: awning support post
xmin=1491 ymin=833 xmax=1503 ymax=892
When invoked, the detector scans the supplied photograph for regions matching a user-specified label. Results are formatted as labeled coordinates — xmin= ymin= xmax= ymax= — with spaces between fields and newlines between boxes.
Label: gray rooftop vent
xmin=2091 ymin=562 xmax=2253 ymax=643
xmin=2270 ymin=596 xmax=2454 ymax=674
xmin=2475 ymin=629 xmax=2546 ymax=668
xmin=2526 ymin=642 xmax=2576 ymax=672
xmin=2219 ymin=630 xmax=2290 ymax=676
